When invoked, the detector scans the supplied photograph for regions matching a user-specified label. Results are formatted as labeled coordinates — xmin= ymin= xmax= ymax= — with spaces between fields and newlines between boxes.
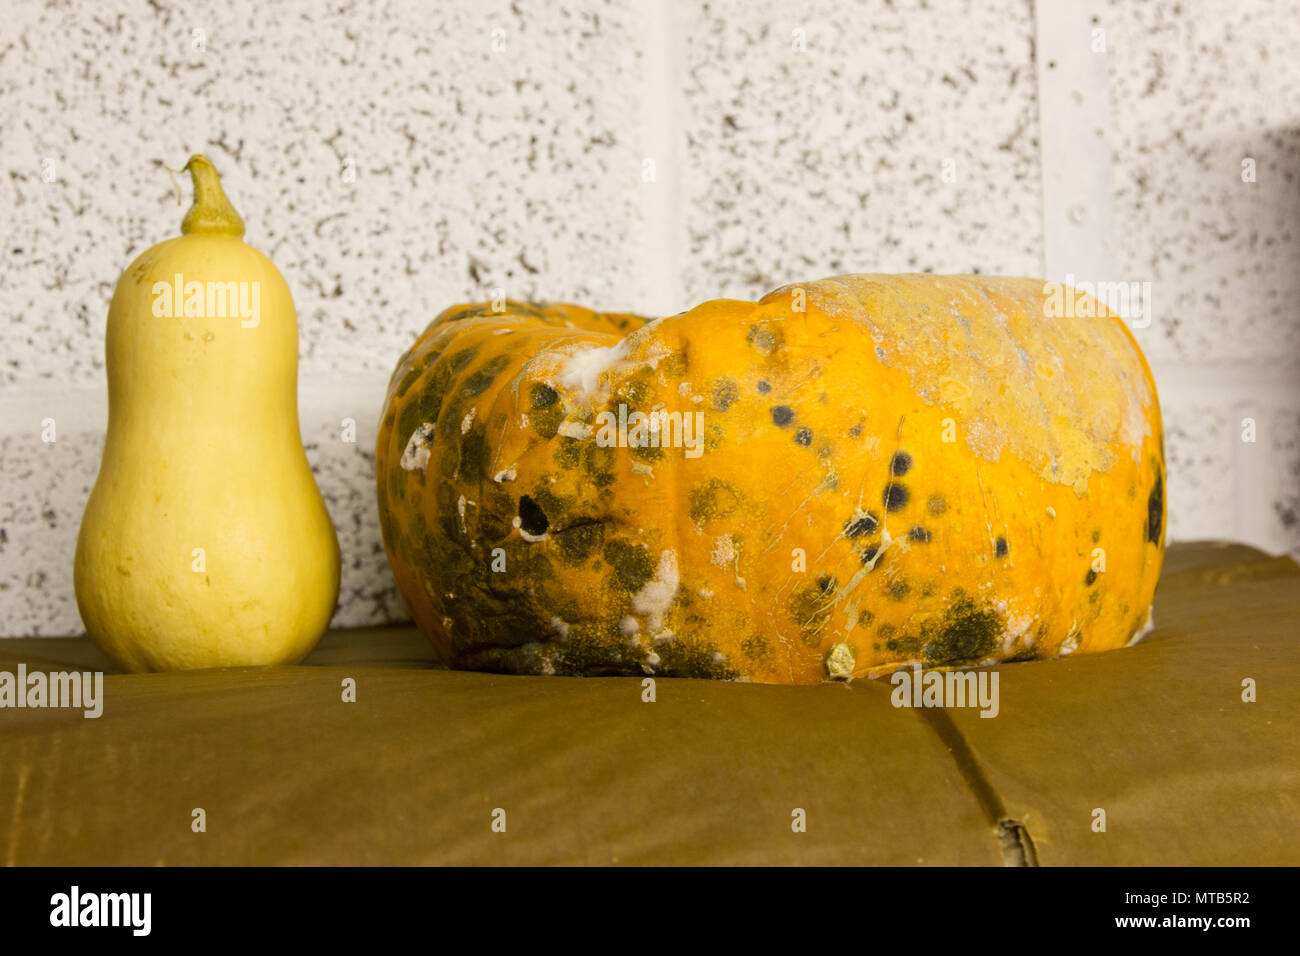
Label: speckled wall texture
xmin=2 ymin=0 xmax=1298 ymax=636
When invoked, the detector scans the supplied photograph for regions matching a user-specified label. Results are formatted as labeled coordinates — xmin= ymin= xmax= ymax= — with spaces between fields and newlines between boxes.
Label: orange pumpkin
xmin=375 ymin=275 xmax=1164 ymax=684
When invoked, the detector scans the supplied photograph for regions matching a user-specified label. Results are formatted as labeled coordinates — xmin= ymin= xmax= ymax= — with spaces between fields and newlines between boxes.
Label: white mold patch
xmin=400 ymin=422 xmax=436 ymax=471
xmin=512 ymin=516 xmax=548 ymax=542
xmin=558 ymin=419 xmax=593 ymax=440
xmin=631 ymin=549 xmax=679 ymax=637
xmin=559 ymin=341 xmax=630 ymax=398
xmin=710 ymin=534 xmax=736 ymax=567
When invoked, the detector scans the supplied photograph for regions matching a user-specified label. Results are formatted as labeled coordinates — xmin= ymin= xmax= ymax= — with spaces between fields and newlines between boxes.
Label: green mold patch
xmin=660 ymin=351 xmax=689 ymax=379
xmin=712 ymin=378 xmax=739 ymax=411
xmin=630 ymin=442 xmax=664 ymax=464
xmin=394 ymin=361 xmax=426 ymax=399
xmin=489 ymin=616 xmax=632 ymax=678
xmin=602 ymin=539 xmax=656 ymax=595
xmin=386 ymin=466 xmax=407 ymax=507
xmin=555 ymin=437 xmax=616 ymax=486
xmin=396 ymin=397 xmax=427 ymax=450
xmin=621 ymin=369 xmax=657 ymax=407
xmin=527 ymin=483 xmax=574 ymax=524
xmin=461 ymin=354 xmax=511 ymax=398
xmin=459 ymin=423 xmax=491 ymax=484
xmin=376 ymin=501 xmax=399 ymax=552
xmin=553 ymin=438 xmax=582 ymax=470
xmin=689 ymin=477 xmax=741 ymax=525
xmin=704 ymin=423 xmax=726 ymax=452
xmin=789 ymin=583 xmax=834 ymax=645
xmin=530 ymin=399 xmax=565 ymax=439
xmin=654 ymin=635 xmax=739 ymax=679
xmin=446 ymin=345 xmax=481 ymax=374
xmin=552 ymin=518 xmax=606 ymax=563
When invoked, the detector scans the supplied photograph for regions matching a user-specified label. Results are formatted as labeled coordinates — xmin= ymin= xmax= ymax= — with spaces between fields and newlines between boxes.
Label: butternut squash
xmin=75 ymin=156 xmax=340 ymax=671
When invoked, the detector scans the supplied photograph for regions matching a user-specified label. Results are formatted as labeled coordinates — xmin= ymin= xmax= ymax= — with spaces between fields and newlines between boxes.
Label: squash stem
xmin=180 ymin=155 xmax=245 ymax=238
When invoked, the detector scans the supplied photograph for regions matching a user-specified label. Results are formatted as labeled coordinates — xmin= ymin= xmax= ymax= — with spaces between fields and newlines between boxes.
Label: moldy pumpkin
xmin=376 ymin=275 xmax=1165 ymax=684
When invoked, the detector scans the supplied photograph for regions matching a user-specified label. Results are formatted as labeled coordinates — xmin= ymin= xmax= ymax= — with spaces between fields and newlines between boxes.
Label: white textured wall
xmin=1 ymin=0 xmax=1297 ymax=637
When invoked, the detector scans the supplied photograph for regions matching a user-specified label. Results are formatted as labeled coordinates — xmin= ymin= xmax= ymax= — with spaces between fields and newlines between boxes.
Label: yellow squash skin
xmin=376 ymin=275 xmax=1164 ymax=684
xmin=75 ymin=156 xmax=340 ymax=672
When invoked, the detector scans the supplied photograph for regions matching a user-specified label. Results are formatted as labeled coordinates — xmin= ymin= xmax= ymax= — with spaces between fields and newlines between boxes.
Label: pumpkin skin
xmin=376 ymin=275 xmax=1164 ymax=684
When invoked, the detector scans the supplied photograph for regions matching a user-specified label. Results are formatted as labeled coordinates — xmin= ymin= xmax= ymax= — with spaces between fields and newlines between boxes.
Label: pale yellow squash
xmin=75 ymin=156 xmax=340 ymax=671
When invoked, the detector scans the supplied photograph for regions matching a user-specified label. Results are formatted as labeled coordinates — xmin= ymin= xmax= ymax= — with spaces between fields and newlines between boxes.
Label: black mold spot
xmin=924 ymin=596 xmax=1001 ymax=665
xmin=883 ymin=483 xmax=910 ymax=512
xmin=890 ymin=451 xmax=913 ymax=476
xmin=908 ymin=526 xmax=931 ymax=543
xmin=817 ymin=575 xmax=837 ymax=595
xmin=995 ymin=537 xmax=1009 ymax=558
xmin=741 ymin=634 xmax=769 ymax=659
xmin=756 ymin=380 xmax=771 ymax=393
xmin=794 ymin=426 xmax=812 ymax=446
xmin=1091 ymin=528 xmax=1101 ymax=543
xmin=531 ymin=383 xmax=558 ymax=408
xmin=1085 ymin=567 xmax=1098 ymax=586
xmin=861 ymin=545 xmax=880 ymax=565
xmin=518 ymin=495 xmax=549 ymax=536
xmin=845 ymin=512 xmax=879 ymax=537
xmin=848 ymin=423 xmax=863 ymax=438
xmin=770 ymin=405 xmax=795 ymax=426
xmin=1146 ymin=468 xmax=1164 ymax=544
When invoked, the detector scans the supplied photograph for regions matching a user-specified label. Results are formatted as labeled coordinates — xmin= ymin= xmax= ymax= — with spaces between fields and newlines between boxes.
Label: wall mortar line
xmin=638 ymin=0 xmax=686 ymax=317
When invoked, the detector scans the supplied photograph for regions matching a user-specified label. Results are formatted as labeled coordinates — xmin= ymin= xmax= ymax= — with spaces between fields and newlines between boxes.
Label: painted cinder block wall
xmin=1 ymin=0 xmax=1297 ymax=637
